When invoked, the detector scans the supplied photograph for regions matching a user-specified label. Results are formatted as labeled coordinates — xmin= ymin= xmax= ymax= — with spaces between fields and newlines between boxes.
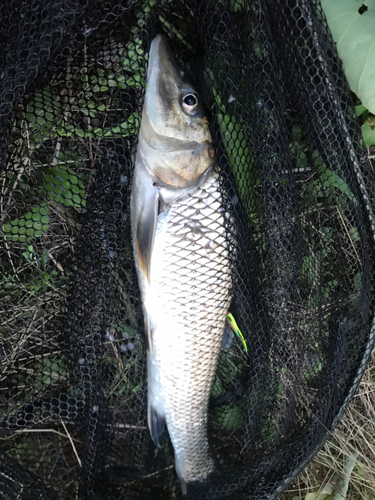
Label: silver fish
xmin=131 ymin=34 xmax=232 ymax=493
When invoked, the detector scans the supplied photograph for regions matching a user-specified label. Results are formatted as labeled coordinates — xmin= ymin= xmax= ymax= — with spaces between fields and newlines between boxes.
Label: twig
xmin=142 ymin=465 xmax=174 ymax=479
xmin=0 ymin=428 xmax=82 ymax=442
xmin=111 ymin=423 xmax=147 ymax=429
xmin=336 ymin=207 xmax=361 ymax=263
xmin=47 ymin=250 xmax=64 ymax=273
xmin=61 ymin=421 xmax=82 ymax=468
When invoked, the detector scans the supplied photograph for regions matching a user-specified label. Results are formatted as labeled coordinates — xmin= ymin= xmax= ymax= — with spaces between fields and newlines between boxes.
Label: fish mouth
xmin=147 ymin=34 xmax=181 ymax=90
xmin=144 ymin=34 xmax=185 ymax=138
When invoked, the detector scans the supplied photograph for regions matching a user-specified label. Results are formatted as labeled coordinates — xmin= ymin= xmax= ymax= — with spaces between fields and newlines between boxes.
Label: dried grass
xmin=282 ymin=351 xmax=375 ymax=500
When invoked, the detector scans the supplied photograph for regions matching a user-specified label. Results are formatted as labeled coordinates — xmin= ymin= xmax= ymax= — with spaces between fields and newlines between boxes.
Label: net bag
xmin=1 ymin=1 xmax=375 ymax=499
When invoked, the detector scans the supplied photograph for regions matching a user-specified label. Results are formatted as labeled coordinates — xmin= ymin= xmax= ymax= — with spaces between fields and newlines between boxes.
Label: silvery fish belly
xmin=130 ymin=34 xmax=232 ymax=493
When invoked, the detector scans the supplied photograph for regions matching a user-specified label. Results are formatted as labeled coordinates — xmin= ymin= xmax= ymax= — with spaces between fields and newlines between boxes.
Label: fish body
xmin=131 ymin=34 xmax=232 ymax=492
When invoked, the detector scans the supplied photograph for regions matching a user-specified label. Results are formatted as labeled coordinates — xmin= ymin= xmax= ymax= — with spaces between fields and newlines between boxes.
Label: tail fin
xmin=174 ymin=447 xmax=220 ymax=497
xmin=183 ymin=468 xmax=224 ymax=498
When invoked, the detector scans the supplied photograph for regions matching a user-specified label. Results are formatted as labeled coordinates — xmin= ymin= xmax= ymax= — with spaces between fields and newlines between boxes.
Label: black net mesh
xmin=1 ymin=1 xmax=375 ymax=499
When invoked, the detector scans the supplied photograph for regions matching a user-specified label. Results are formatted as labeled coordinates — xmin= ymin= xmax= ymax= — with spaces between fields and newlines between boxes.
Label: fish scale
xmin=145 ymin=170 xmax=232 ymax=488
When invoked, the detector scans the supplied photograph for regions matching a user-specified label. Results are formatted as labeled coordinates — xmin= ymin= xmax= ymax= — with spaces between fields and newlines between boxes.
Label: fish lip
xmin=148 ymin=34 xmax=166 ymax=71
xmin=147 ymin=34 xmax=180 ymax=87
xmin=145 ymin=34 xmax=184 ymax=133
xmin=148 ymin=35 xmax=205 ymax=121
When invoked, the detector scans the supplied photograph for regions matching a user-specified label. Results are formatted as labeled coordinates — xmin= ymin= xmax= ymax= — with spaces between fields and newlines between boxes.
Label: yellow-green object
xmin=227 ymin=312 xmax=248 ymax=353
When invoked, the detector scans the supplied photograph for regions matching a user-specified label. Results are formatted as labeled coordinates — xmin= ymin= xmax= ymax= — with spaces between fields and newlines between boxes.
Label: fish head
xmin=139 ymin=34 xmax=215 ymax=188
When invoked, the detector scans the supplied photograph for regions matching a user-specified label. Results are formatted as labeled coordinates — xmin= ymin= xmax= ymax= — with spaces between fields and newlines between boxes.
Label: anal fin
xmin=148 ymin=404 xmax=166 ymax=448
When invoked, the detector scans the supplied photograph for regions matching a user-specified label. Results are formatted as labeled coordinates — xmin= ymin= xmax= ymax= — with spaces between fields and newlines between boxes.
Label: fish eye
xmin=182 ymin=93 xmax=199 ymax=113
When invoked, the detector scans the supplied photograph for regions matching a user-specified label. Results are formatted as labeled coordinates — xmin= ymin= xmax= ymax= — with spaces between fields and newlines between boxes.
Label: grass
xmin=280 ymin=150 xmax=375 ymax=500
xmin=280 ymin=352 xmax=375 ymax=500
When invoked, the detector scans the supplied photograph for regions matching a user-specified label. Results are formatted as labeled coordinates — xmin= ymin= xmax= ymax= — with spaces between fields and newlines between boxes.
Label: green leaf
xmin=361 ymin=117 xmax=375 ymax=146
xmin=2 ymin=206 xmax=50 ymax=242
xmin=76 ymin=129 xmax=85 ymax=138
xmin=217 ymin=111 xmax=259 ymax=219
xmin=213 ymin=403 xmax=243 ymax=431
xmin=211 ymin=376 xmax=225 ymax=398
xmin=354 ymin=271 xmax=362 ymax=291
xmin=132 ymin=382 xmax=143 ymax=393
xmin=42 ymin=165 xmax=86 ymax=208
xmin=304 ymin=494 xmax=332 ymax=500
xmin=349 ymin=226 xmax=360 ymax=241
xmin=42 ymin=250 xmax=49 ymax=267
xmin=22 ymin=245 xmax=36 ymax=261
xmin=317 ymin=164 xmax=357 ymax=204
xmin=304 ymin=494 xmax=318 ymax=500
xmin=355 ymin=104 xmax=367 ymax=116
xmin=230 ymin=0 xmax=251 ymax=12
xmin=322 ymin=0 xmax=375 ymax=113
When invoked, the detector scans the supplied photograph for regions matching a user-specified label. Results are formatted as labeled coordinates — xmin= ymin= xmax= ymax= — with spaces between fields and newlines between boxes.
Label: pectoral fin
xmin=134 ymin=184 xmax=159 ymax=353
xmin=135 ymin=185 xmax=159 ymax=284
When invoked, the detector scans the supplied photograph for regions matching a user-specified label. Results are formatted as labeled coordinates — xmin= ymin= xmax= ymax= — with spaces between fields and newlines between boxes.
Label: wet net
xmin=1 ymin=1 xmax=375 ymax=499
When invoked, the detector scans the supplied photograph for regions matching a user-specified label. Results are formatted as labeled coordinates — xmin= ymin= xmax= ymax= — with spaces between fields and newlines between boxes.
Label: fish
xmin=130 ymin=34 xmax=232 ymax=494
